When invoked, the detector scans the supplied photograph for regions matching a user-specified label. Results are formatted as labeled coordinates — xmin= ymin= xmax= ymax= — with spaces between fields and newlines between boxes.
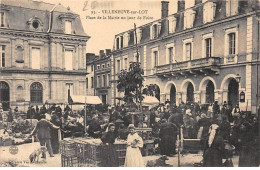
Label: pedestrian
xmin=207 ymin=103 xmax=213 ymax=118
xmin=159 ymin=119 xmax=178 ymax=156
xmin=219 ymin=116 xmax=231 ymax=141
xmin=197 ymin=113 xmax=211 ymax=139
xmin=202 ymin=124 xmax=225 ymax=167
xmin=124 ymin=124 xmax=144 ymax=167
xmin=232 ymin=104 xmax=241 ymax=119
xmin=29 ymin=114 xmax=60 ymax=158
xmin=117 ymin=124 xmax=129 ymax=140
xmin=87 ymin=113 xmax=101 ymax=138
xmin=7 ymin=108 xmax=13 ymax=122
xmin=213 ymin=101 xmax=220 ymax=115
xmin=100 ymin=123 xmax=119 ymax=167
xmin=236 ymin=122 xmax=258 ymax=167
xmin=183 ymin=109 xmax=196 ymax=138
xmin=50 ymin=114 xmax=62 ymax=154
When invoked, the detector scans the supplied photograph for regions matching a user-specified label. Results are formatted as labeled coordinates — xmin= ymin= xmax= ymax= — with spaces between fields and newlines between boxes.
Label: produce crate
xmin=183 ymin=139 xmax=201 ymax=153
xmin=61 ymin=155 xmax=78 ymax=167
xmin=60 ymin=140 xmax=77 ymax=157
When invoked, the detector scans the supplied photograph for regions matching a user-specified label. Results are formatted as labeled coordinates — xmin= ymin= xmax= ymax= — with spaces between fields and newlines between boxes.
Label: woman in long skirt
xmin=100 ymin=123 xmax=119 ymax=167
xmin=124 ymin=124 xmax=144 ymax=167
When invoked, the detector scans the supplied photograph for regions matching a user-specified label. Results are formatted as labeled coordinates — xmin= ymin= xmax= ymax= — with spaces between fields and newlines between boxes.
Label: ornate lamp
xmin=234 ymin=74 xmax=241 ymax=83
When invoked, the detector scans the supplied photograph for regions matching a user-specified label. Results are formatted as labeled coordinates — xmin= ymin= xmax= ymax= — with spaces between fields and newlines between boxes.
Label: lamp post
xmin=234 ymin=74 xmax=241 ymax=83
xmin=234 ymin=74 xmax=241 ymax=107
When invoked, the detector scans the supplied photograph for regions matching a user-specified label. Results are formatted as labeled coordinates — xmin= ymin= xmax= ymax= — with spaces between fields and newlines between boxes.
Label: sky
xmin=37 ymin=0 xmax=180 ymax=54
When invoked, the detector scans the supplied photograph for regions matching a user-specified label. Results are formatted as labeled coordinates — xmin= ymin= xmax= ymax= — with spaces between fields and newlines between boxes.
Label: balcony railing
xmin=155 ymin=57 xmax=220 ymax=75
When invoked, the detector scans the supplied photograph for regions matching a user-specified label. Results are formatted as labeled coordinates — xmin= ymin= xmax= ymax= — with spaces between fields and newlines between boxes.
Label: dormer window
xmin=150 ymin=22 xmax=161 ymax=40
xmin=116 ymin=37 xmax=120 ymax=50
xmin=203 ymin=1 xmax=216 ymax=23
xmin=134 ymin=28 xmax=142 ymax=44
xmin=184 ymin=8 xmax=196 ymax=29
xmin=226 ymin=0 xmax=238 ymax=17
xmin=27 ymin=17 xmax=43 ymax=31
xmin=168 ymin=16 xmax=177 ymax=34
xmin=65 ymin=20 xmax=72 ymax=34
xmin=123 ymin=32 xmax=130 ymax=47
xmin=32 ymin=20 xmax=39 ymax=29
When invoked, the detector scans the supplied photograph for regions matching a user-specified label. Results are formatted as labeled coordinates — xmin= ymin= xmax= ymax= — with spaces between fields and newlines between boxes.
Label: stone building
xmin=111 ymin=0 xmax=260 ymax=114
xmin=86 ymin=50 xmax=112 ymax=105
xmin=86 ymin=53 xmax=95 ymax=96
xmin=0 ymin=0 xmax=89 ymax=111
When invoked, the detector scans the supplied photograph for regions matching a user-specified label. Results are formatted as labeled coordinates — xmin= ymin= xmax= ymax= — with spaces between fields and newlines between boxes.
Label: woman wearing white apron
xmin=124 ymin=124 xmax=144 ymax=167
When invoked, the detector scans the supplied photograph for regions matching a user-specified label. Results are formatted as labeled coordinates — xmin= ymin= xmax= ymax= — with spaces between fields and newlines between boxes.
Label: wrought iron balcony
xmin=155 ymin=57 xmax=221 ymax=78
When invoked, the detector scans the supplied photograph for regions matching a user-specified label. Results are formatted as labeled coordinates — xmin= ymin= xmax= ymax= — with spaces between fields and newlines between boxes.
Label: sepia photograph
xmin=0 ymin=0 xmax=259 ymax=167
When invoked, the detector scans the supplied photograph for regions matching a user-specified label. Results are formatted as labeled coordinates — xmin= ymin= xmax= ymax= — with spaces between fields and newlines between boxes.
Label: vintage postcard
xmin=0 ymin=0 xmax=259 ymax=167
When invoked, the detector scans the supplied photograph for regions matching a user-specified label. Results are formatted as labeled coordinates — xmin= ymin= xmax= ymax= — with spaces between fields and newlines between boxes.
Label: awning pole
xmin=84 ymin=97 xmax=87 ymax=134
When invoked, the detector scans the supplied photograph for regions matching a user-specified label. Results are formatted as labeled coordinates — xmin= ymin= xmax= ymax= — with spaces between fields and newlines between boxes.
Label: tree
xmin=117 ymin=62 xmax=144 ymax=109
xmin=142 ymin=84 xmax=160 ymax=101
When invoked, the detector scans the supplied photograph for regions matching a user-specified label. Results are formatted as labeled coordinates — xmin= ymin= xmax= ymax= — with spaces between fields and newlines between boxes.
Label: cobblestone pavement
xmin=0 ymin=142 xmax=239 ymax=167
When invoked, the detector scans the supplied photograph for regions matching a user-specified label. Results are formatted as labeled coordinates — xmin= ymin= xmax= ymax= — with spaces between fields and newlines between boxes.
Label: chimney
xmin=99 ymin=50 xmax=105 ymax=58
xmin=105 ymin=49 xmax=112 ymax=56
xmin=161 ymin=1 xmax=169 ymax=18
xmin=178 ymin=0 xmax=185 ymax=12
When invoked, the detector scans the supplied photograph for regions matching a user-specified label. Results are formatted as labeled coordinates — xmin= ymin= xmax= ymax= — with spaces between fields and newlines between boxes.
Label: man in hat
xmin=87 ymin=113 xmax=101 ymax=138
xmin=183 ymin=109 xmax=196 ymax=138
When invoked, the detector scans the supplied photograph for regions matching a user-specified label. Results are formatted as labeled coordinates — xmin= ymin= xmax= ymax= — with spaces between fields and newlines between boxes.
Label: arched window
xmin=30 ymin=82 xmax=43 ymax=103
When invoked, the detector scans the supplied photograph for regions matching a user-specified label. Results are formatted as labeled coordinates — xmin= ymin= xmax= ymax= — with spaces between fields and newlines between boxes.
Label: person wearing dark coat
xmin=219 ymin=116 xmax=231 ymax=141
xmin=100 ymin=123 xmax=119 ymax=167
xmin=168 ymin=109 xmax=183 ymax=128
xmin=117 ymin=124 xmax=129 ymax=140
xmin=7 ymin=108 xmax=13 ymax=122
xmin=159 ymin=120 xmax=178 ymax=156
xmin=36 ymin=105 xmax=39 ymax=113
xmin=87 ymin=114 xmax=101 ymax=138
xmin=197 ymin=113 xmax=211 ymax=139
xmin=203 ymin=124 xmax=225 ymax=167
xmin=29 ymin=114 xmax=59 ymax=157
xmin=109 ymin=110 xmax=119 ymax=123
xmin=213 ymin=101 xmax=220 ymax=115
xmin=162 ymin=111 xmax=170 ymax=120
xmin=50 ymin=114 xmax=62 ymax=154
xmin=236 ymin=122 xmax=258 ymax=167
xmin=149 ymin=110 xmax=156 ymax=127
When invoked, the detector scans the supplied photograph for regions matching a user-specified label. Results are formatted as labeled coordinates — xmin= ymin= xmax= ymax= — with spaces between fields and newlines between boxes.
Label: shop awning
xmin=142 ymin=96 xmax=160 ymax=106
xmin=46 ymin=99 xmax=68 ymax=105
xmin=70 ymin=95 xmax=102 ymax=105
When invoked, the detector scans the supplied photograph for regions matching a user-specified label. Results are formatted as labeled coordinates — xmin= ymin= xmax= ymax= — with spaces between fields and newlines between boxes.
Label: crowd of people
xmin=0 ymin=100 xmax=259 ymax=167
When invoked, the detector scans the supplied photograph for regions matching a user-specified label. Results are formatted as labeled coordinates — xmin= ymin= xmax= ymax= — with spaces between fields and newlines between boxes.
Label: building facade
xmin=86 ymin=53 xmax=95 ymax=96
xmin=94 ymin=50 xmax=112 ymax=105
xmin=0 ymin=0 xmax=89 ymax=111
xmin=111 ymin=0 xmax=260 ymax=114
xmin=86 ymin=50 xmax=112 ymax=105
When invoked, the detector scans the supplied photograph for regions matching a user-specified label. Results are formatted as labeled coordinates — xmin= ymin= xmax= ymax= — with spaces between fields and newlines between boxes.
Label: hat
xmin=108 ymin=123 xmax=115 ymax=129
xmin=200 ymin=113 xmax=207 ymax=118
xmin=128 ymin=124 xmax=135 ymax=130
xmin=115 ymin=119 xmax=124 ymax=123
xmin=186 ymin=109 xmax=192 ymax=116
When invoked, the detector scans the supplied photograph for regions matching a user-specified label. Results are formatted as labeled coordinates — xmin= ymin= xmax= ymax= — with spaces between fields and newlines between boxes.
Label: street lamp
xmin=234 ymin=74 xmax=241 ymax=83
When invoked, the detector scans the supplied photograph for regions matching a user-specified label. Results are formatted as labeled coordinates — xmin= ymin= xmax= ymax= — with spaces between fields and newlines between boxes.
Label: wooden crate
xmin=183 ymin=139 xmax=201 ymax=152
xmin=61 ymin=155 xmax=78 ymax=167
xmin=60 ymin=140 xmax=77 ymax=157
